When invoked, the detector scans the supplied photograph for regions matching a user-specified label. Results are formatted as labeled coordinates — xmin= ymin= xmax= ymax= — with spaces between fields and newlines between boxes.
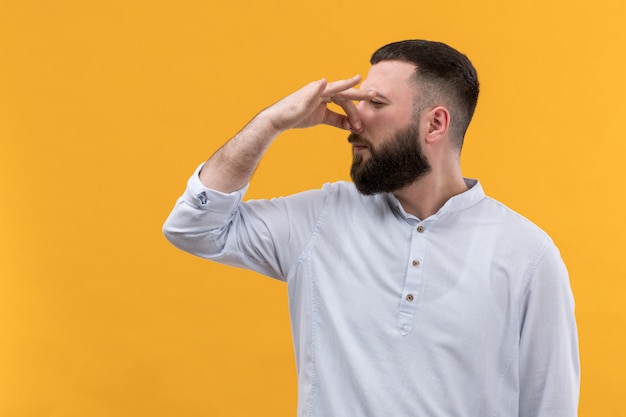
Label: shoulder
xmin=321 ymin=181 xmax=391 ymax=211
xmin=483 ymin=195 xmax=551 ymax=236
xmin=477 ymin=195 xmax=559 ymax=263
xmin=320 ymin=180 xmax=359 ymax=195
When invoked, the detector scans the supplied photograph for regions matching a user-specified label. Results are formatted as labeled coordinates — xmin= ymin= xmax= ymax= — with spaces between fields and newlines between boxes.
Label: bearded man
xmin=163 ymin=40 xmax=580 ymax=417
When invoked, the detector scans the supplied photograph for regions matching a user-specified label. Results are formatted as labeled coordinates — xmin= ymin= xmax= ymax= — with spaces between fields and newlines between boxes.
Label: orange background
xmin=1 ymin=0 xmax=625 ymax=415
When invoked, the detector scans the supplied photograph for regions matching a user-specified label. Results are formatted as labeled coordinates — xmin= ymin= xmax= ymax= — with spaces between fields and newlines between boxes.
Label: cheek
xmin=360 ymin=110 xmax=390 ymax=131
xmin=362 ymin=105 xmax=411 ymax=127
xmin=364 ymin=114 xmax=403 ymax=140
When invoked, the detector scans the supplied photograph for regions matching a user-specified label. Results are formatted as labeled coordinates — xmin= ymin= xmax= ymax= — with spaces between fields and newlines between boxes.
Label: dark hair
xmin=371 ymin=40 xmax=479 ymax=148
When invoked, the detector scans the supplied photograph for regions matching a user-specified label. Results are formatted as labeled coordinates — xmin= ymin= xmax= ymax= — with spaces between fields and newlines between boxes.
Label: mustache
xmin=347 ymin=133 xmax=372 ymax=147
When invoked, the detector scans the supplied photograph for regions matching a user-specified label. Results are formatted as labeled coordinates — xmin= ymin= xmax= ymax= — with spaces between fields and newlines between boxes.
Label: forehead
xmin=361 ymin=60 xmax=417 ymax=101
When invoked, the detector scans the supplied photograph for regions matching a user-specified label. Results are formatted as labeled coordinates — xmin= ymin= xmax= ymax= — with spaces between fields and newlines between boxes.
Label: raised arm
xmin=199 ymin=75 xmax=375 ymax=193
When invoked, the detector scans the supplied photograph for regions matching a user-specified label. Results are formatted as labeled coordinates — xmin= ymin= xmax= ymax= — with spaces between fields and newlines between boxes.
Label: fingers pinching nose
xmin=344 ymin=119 xmax=362 ymax=132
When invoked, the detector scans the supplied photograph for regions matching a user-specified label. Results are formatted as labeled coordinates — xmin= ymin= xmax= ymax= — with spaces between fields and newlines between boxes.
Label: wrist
xmin=255 ymin=106 xmax=286 ymax=137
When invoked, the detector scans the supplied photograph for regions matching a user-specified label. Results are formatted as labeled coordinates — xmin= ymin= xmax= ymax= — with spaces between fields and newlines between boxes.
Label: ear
xmin=424 ymin=106 xmax=450 ymax=144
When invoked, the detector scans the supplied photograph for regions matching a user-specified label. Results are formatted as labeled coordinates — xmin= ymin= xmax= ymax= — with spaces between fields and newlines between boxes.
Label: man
xmin=163 ymin=40 xmax=580 ymax=416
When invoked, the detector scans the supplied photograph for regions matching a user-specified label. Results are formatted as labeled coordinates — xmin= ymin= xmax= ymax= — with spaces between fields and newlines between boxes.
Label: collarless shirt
xmin=163 ymin=164 xmax=580 ymax=417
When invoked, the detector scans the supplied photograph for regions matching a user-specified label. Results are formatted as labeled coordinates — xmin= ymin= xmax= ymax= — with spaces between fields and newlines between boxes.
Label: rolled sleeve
xmin=182 ymin=163 xmax=249 ymax=214
xmin=163 ymin=163 xmax=249 ymax=257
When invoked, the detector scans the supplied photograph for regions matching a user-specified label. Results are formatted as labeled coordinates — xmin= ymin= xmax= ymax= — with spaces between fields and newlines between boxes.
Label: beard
xmin=348 ymin=122 xmax=431 ymax=195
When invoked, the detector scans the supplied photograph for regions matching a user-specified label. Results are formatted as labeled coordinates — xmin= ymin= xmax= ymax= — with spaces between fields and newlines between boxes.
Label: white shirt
xmin=163 ymin=164 xmax=580 ymax=417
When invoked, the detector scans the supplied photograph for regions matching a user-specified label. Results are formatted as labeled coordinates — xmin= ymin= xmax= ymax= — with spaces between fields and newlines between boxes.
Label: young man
xmin=163 ymin=40 xmax=580 ymax=416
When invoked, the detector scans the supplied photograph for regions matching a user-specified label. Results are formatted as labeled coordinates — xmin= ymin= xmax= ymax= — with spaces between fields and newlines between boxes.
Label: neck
xmin=392 ymin=166 xmax=468 ymax=220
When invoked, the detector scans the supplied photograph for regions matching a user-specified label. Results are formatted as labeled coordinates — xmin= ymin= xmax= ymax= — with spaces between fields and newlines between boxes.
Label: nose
xmin=355 ymin=100 xmax=372 ymax=127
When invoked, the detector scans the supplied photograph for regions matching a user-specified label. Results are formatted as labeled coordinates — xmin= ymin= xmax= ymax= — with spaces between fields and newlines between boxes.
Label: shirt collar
xmin=386 ymin=178 xmax=485 ymax=221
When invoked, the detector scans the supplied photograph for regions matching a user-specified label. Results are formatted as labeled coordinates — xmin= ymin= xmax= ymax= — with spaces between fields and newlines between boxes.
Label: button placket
xmin=397 ymin=222 xmax=427 ymax=336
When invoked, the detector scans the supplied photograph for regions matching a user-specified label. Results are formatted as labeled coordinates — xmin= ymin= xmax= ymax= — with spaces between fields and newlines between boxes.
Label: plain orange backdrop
xmin=1 ymin=0 xmax=625 ymax=415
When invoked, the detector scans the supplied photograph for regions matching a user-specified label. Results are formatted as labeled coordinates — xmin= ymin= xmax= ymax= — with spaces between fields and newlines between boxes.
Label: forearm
xmin=199 ymin=110 xmax=279 ymax=193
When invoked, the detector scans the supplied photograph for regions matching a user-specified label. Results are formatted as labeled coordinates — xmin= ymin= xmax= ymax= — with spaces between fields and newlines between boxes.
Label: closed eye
xmin=369 ymin=99 xmax=385 ymax=108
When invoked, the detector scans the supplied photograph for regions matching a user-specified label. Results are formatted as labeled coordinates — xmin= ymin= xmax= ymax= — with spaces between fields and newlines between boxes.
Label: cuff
xmin=182 ymin=163 xmax=249 ymax=212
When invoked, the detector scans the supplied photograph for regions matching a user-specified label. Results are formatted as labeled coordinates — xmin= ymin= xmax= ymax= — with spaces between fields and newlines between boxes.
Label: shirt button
xmin=406 ymin=294 xmax=415 ymax=302
xmin=417 ymin=225 xmax=425 ymax=233
xmin=412 ymin=260 xmax=421 ymax=267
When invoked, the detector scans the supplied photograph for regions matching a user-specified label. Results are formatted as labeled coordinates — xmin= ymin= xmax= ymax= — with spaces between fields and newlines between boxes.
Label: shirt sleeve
xmin=162 ymin=163 xmax=327 ymax=280
xmin=518 ymin=241 xmax=580 ymax=417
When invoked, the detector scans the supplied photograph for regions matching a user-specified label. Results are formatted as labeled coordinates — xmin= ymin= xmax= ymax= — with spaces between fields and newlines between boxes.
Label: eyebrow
xmin=371 ymin=91 xmax=390 ymax=101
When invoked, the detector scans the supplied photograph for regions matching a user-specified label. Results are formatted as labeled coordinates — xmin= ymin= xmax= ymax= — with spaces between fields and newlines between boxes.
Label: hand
xmin=263 ymin=75 xmax=375 ymax=134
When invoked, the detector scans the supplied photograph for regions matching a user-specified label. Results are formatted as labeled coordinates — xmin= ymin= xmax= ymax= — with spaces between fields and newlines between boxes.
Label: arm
xmin=199 ymin=75 xmax=375 ymax=193
xmin=519 ymin=243 xmax=580 ymax=417
xmin=163 ymin=75 xmax=374 ymax=277
xmin=163 ymin=171 xmax=329 ymax=279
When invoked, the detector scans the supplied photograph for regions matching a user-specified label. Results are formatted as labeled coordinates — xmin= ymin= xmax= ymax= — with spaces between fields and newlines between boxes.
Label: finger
xmin=322 ymin=109 xmax=350 ymax=131
xmin=336 ymin=98 xmax=363 ymax=132
xmin=333 ymin=88 xmax=377 ymax=102
xmin=321 ymin=74 xmax=363 ymax=99
xmin=304 ymin=78 xmax=329 ymax=105
xmin=325 ymin=87 xmax=373 ymax=132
